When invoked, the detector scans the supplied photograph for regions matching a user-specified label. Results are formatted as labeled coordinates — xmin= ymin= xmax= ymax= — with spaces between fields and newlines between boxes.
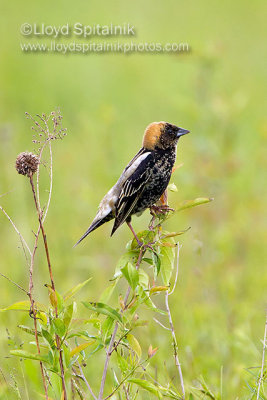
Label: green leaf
xmin=10 ymin=350 xmax=49 ymax=363
xmin=0 ymin=301 xmax=43 ymax=312
xmin=160 ymin=386 xmax=182 ymax=399
xmin=113 ymin=251 xmax=139 ymax=279
xmin=128 ymin=378 xmax=162 ymax=398
xmin=63 ymin=277 xmax=92 ymax=301
xmin=67 ymin=331 xmax=97 ymax=340
xmin=131 ymin=230 xmax=155 ymax=249
xmin=55 ymin=291 xmax=64 ymax=314
xmin=127 ymin=334 xmax=142 ymax=359
xmin=83 ymin=317 xmax=101 ymax=331
xmin=17 ymin=325 xmax=41 ymax=337
xmin=159 ymin=238 xmax=175 ymax=285
xmin=53 ymin=318 xmax=66 ymax=337
xmin=35 ymin=311 xmax=48 ymax=326
xmin=99 ymin=281 xmax=118 ymax=303
xmin=89 ymin=343 xmax=104 ymax=356
xmin=138 ymin=269 xmax=149 ymax=289
xmin=63 ymin=343 xmax=71 ymax=368
xmin=142 ymin=257 xmax=154 ymax=265
xmin=82 ymin=302 xmax=122 ymax=323
xmin=121 ymin=262 xmax=139 ymax=290
xmin=161 ymin=227 xmax=191 ymax=238
xmin=63 ymin=304 xmax=73 ymax=330
xmin=70 ymin=341 xmax=94 ymax=357
xmin=42 ymin=329 xmax=56 ymax=350
xmin=151 ymin=251 xmax=161 ymax=277
xmin=116 ymin=351 xmax=129 ymax=373
xmin=150 ymin=286 xmax=169 ymax=294
xmin=136 ymin=287 xmax=167 ymax=315
xmin=102 ymin=316 xmax=115 ymax=342
xmin=176 ymin=197 xmax=213 ymax=212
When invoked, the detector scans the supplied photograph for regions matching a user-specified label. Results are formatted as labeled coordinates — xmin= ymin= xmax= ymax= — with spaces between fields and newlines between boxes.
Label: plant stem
xmin=77 ymin=362 xmax=98 ymax=400
xmin=29 ymin=175 xmax=55 ymax=289
xmin=103 ymin=360 xmax=146 ymax=400
xmin=165 ymin=290 xmax=185 ymax=399
xmin=0 ymin=205 xmax=32 ymax=257
xmin=98 ymin=247 xmax=144 ymax=400
xmin=29 ymin=174 xmax=67 ymax=399
xmin=0 ymin=272 xmax=27 ymax=294
xmin=28 ymin=223 xmax=48 ymax=399
xmin=256 ymin=310 xmax=267 ymax=400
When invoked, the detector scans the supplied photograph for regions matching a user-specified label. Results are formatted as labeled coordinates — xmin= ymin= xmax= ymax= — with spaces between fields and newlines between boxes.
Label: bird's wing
xmin=123 ymin=147 xmax=149 ymax=173
xmin=111 ymin=153 xmax=154 ymax=235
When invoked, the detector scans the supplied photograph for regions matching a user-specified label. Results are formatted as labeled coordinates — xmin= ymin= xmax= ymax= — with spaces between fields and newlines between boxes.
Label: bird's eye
xmin=165 ymin=124 xmax=177 ymax=136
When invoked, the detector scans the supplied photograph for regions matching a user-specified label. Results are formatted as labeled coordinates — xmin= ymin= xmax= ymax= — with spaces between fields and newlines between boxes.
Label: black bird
xmin=75 ymin=121 xmax=189 ymax=245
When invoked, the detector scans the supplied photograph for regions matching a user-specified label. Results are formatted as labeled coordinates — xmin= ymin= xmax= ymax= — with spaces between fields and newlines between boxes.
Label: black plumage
xmin=75 ymin=121 xmax=189 ymax=246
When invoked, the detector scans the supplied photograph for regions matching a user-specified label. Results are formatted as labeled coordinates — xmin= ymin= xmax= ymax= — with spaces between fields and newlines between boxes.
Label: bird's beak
xmin=177 ymin=127 xmax=190 ymax=138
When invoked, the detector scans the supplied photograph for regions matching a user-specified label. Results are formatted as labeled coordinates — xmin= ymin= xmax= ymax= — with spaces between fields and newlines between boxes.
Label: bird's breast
xmin=133 ymin=148 xmax=176 ymax=213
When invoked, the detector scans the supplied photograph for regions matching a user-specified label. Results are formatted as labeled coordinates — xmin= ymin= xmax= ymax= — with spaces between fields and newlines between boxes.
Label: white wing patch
xmin=122 ymin=152 xmax=151 ymax=181
xmin=92 ymin=151 xmax=151 ymax=223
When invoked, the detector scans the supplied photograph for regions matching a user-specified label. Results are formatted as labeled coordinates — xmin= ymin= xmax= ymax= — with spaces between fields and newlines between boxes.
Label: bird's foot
xmin=150 ymin=204 xmax=174 ymax=216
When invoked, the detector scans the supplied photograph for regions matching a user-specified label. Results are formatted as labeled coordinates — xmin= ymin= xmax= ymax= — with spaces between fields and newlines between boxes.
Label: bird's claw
xmin=150 ymin=204 xmax=174 ymax=216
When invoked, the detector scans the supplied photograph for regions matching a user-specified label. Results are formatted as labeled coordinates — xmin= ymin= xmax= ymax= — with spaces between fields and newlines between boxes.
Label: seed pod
xmin=15 ymin=152 xmax=39 ymax=177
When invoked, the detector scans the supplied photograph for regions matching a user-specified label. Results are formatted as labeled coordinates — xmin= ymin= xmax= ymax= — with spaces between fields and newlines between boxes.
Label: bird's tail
xmin=74 ymin=213 xmax=113 ymax=247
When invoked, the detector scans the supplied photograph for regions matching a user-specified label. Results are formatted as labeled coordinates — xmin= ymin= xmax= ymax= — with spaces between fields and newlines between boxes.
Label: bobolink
xmin=75 ymin=121 xmax=189 ymax=245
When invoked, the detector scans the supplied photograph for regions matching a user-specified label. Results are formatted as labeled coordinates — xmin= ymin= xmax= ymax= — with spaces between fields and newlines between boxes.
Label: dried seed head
xmin=15 ymin=152 xmax=39 ymax=177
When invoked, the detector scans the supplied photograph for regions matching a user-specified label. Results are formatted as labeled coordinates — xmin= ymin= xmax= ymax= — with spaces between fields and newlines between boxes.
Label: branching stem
xmin=165 ymin=244 xmax=185 ymax=399
xmin=98 ymin=247 xmax=144 ymax=400
xmin=29 ymin=173 xmax=67 ymax=399
xmin=28 ymin=222 xmax=48 ymax=398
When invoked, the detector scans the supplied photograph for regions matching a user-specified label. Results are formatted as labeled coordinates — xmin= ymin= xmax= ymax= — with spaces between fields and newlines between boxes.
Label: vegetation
xmin=0 ymin=1 xmax=266 ymax=398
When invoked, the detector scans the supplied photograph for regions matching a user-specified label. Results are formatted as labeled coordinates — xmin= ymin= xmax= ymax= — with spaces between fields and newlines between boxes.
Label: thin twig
xmin=110 ymin=329 xmax=131 ymax=355
xmin=35 ymin=113 xmax=53 ymax=223
xmin=72 ymin=377 xmax=85 ymax=399
xmin=123 ymin=383 xmax=130 ymax=400
xmin=19 ymin=360 xmax=30 ymax=400
xmin=36 ymin=141 xmax=47 ymax=211
xmin=0 ymin=272 xmax=27 ymax=294
xmin=29 ymin=173 xmax=67 ymax=399
xmin=27 ymin=221 xmax=48 ymax=398
xmin=77 ymin=362 xmax=98 ymax=400
xmin=165 ymin=291 xmax=185 ymax=399
xmin=165 ymin=245 xmax=185 ymax=400
xmin=1 ymin=177 xmax=47 ymax=396
xmin=42 ymin=140 xmax=53 ymax=223
xmin=153 ymin=317 xmax=171 ymax=331
xmin=0 ymin=205 xmax=32 ymax=257
xmin=41 ymin=120 xmax=53 ymax=224
xmin=72 ymin=375 xmax=85 ymax=400
xmin=98 ymin=247 xmax=144 ymax=400
xmin=29 ymin=175 xmax=55 ymax=290
xmin=103 ymin=360 xmax=146 ymax=400
xmin=256 ymin=310 xmax=267 ymax=400
xmin=28 ymin=224 xmax=41 ymax=297
xmin=169 ymin=243 xmax=181 ymax=295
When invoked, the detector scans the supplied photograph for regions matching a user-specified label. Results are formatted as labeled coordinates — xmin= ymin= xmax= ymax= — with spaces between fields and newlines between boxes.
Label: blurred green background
xmin=0 ymin=0 xmax=266 ymax=398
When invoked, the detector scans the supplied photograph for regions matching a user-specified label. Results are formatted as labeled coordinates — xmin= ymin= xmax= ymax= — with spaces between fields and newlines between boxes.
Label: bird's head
xmin=142 ymin=122 xmax=189 ymax=150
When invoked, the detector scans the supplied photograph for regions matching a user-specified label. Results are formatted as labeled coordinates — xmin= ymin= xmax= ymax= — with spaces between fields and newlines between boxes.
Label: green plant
xmin=0 ymin=110 xmax=215 ymax=399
